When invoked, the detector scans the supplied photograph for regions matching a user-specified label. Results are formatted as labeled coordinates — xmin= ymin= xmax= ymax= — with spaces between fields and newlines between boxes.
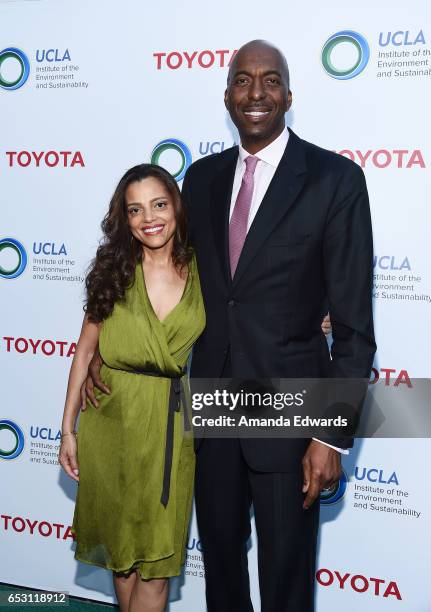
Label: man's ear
xmin=224 ymin=89 xmax=229 ymax=110
xmin=286 ymin=89 xmax=293 ymax=113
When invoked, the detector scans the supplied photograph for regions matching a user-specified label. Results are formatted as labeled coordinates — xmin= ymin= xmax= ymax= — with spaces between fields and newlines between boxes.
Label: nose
xmin=142 ymin=206 xmax=155 ymax=224
xmin=248 ymin=77 xmax=266 ymax=101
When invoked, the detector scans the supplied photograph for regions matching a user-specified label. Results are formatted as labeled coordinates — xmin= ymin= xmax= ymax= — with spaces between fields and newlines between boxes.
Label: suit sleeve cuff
xmin=312 ymin=438 xmax=349 ymax=455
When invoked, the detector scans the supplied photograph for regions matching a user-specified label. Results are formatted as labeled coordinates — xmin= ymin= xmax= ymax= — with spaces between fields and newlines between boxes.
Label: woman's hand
xmin=58 ymin=434 xmax=79 ymax=482
xmin=321 ymin=313 xmax=332 ymax=336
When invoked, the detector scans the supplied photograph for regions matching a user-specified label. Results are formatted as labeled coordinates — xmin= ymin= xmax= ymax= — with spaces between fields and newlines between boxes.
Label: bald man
xmin=181 ymin=40 xmax=376 ymax=611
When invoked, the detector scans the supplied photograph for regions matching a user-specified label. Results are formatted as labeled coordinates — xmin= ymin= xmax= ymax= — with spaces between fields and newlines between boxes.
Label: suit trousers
xmin=195 ymin=438 xmax=320 ymax=612
xmin=194 ymin=355 xmax=320 ymax=612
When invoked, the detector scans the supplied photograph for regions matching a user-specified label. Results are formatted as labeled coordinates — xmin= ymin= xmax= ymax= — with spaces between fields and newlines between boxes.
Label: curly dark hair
xmin=85 ymin=163 xmax=191 ymax=323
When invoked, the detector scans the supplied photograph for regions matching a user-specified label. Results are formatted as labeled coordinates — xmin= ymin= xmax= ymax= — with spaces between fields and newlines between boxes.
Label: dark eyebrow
xmin=126 ymin=196 xmax=167 ymax=207
xmin=150 ymin=196 xmax=168 ymax=203
xmin=233 ymin=70 xmax=282 ymax=78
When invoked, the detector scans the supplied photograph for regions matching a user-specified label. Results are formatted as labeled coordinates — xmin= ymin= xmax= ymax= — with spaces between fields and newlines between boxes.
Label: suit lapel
xmin=210 ymin=147 xmax=238 ymax=285
xmin=232 ymin=130 xmax=308 ymax=288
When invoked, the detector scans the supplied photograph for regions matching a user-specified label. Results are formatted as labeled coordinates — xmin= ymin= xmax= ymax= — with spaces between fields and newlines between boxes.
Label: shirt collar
xmin=238 ymin=127 xmax=289 ymax=168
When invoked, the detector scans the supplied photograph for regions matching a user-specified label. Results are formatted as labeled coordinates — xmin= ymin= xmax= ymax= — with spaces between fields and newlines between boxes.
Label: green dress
xmin=71 ymin=253 xmax=205 ymax=579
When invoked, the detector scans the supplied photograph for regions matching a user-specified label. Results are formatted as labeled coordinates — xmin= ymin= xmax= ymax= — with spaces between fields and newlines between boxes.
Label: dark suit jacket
xmin=182 ymin=128 xmax=376 ymax=471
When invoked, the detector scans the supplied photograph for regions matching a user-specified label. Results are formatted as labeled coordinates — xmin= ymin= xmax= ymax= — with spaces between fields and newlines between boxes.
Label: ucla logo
xmin=0 ymin=47 xmax=30 ymax=90
xmin=187 ymin=537 xmax=203 ymax=552
xmin=0 ymin=419 xmax=25 ymax=460
xmin=320 ymin=469 xmax=348 ymax=505
xmin=373 ymin=255 xmax=411 ymax=271
xmin=322 ymin=31 xmax=370 ymax=80
xmin=151 ymin=139 xmax=192 ymax=182
xmin=355 ymin=467 xmax=399 ymax=485
xmin=33 ymin=242 xmax=67 ymax=256
xmin=30 ymin=426 xmax=61 ymax=441
xmin=199 ymin=141 xmax=227 ymax=155
xmin=379 ymin=30 xmax=426 ymax=47
xmin=35 ymin=48 xmax=71 ymax=63
xmin=0 ymin=238 xmax=27 ymax=279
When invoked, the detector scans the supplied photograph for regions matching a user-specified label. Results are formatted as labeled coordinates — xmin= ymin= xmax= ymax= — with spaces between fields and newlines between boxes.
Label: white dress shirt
xmin=229 ymin=126 xmax=289 ymax=227
xmin=230 ymin=127 xmax=348 ymax=455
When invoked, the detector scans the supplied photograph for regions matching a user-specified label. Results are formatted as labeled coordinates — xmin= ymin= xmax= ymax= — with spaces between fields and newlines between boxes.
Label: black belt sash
xmin=130 ymin=368 xmax=190 ymax=508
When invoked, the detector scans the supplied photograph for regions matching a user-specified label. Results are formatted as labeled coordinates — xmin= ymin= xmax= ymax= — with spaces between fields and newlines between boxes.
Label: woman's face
xmin=125 ymin=177 xmax=177 ymax=251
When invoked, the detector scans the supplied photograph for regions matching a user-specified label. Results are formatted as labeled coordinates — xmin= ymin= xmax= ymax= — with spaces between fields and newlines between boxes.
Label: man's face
xmin=224 ymin=45 xmax=292 ymax=148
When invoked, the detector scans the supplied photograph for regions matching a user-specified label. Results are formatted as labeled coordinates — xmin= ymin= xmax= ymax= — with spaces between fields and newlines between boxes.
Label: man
xmin=181 ymin=40 xmax=375 ymax=611
xmin=86 ymin=40 xmax=375 ymax=611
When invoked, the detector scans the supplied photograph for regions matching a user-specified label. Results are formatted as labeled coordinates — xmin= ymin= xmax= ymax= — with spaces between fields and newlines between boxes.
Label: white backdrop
xmin=1 ymin=1 xmax=430 ymax=610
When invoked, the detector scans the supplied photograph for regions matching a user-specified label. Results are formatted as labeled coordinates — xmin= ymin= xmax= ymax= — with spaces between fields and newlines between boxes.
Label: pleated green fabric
xmin=71 ymin=253 xmax=205 ymax=579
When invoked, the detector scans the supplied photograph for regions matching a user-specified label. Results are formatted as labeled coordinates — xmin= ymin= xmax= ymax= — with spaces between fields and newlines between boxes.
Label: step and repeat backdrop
xmin=1 ymin=0 xmax=430 ymax=610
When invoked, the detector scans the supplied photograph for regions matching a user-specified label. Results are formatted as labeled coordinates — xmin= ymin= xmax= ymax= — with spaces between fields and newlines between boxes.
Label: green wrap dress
xmin=71 ymin=253 xmax=205 ymax=579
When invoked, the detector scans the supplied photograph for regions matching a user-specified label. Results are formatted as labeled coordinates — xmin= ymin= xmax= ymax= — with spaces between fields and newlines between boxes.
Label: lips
xmin=244 ymin=110 xmax=270 ymax=116
xmin=243 ymin=107 xmax=272 ymax=121
xmin=142 ymin=224 xmax=164 ymax=236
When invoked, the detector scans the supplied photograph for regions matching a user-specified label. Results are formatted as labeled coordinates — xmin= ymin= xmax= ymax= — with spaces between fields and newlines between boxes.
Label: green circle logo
xmin=0 ymin=47 xmax=30 ymax=90
xmin=322 ymin=31 xmax=370 ymax=80
xmin=320 ymin=469 xmax=348 ymax=505
xmin=151 ymin=138 xmax=192 ymax=181
xmin=0 ymin=238 xmax=27 ymax=279
xmin=0 ymin=420 xmax=25 ymax=460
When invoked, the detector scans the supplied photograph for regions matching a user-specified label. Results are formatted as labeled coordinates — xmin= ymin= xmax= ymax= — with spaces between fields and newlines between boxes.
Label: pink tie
xmin=229 ymin=155 xmax=259 ymax=277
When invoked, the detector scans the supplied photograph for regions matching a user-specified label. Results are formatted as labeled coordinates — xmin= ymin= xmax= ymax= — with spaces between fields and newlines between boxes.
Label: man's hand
xmin=80 ymin=350 xmax=110 ymax=410
xmin=321 ymin=313 xmax=332 ymax=336
xmin=302 ymin=440 xmax=342 ymax=510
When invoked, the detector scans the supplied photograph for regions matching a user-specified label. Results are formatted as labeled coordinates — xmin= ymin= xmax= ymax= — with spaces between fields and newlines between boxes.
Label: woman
xmin=59 ymin=164 xmax=205 ymax=612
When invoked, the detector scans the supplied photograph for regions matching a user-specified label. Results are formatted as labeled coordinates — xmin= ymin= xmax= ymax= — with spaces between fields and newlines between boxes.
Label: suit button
xmin=227 ymin=300 xmax=235 ymax=307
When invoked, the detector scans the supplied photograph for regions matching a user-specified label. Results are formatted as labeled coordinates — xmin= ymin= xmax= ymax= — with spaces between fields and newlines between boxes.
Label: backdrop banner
xmin=1 ymin=1 xmax=430 ymax=610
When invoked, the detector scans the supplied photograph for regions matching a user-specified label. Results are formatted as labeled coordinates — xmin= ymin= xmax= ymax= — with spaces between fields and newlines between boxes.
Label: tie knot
xmin=244 ymin=155 xmax=259 ymax=175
